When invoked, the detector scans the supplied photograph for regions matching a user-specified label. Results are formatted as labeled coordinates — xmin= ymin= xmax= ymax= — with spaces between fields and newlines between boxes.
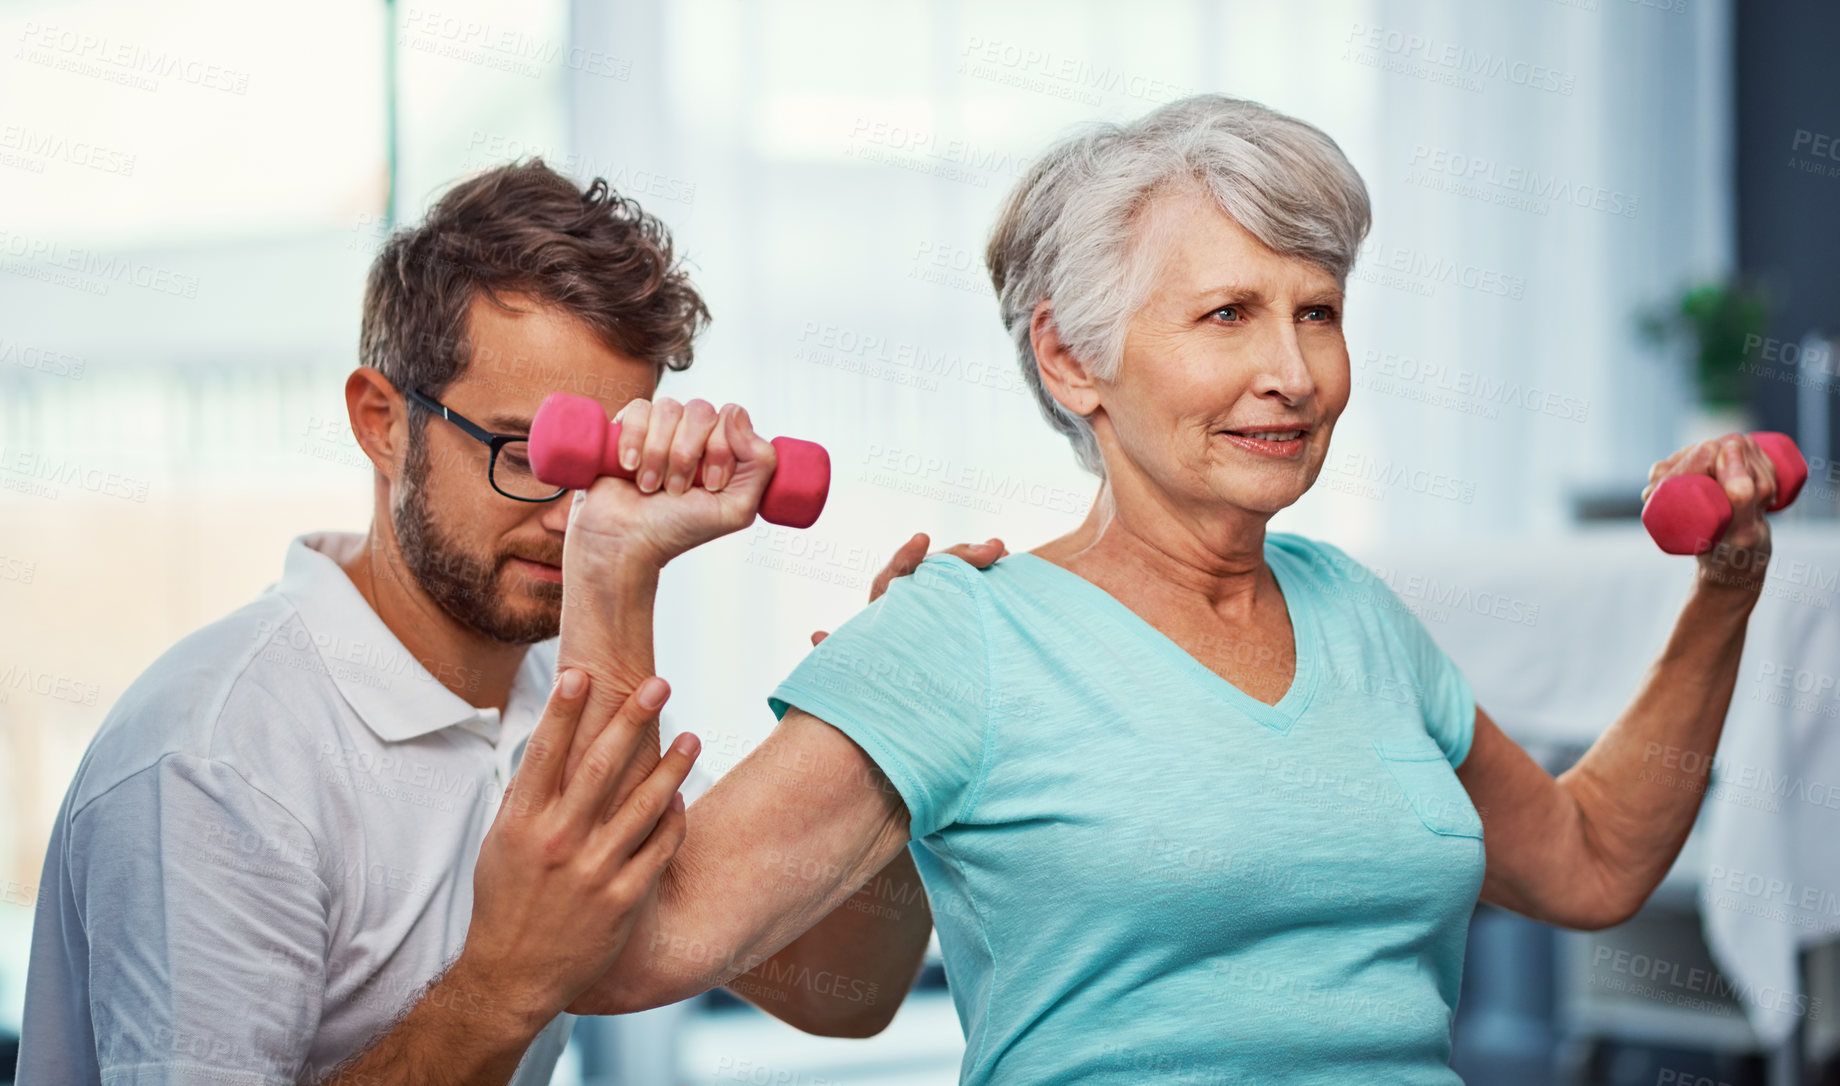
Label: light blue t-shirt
xmin=768 ymin=532 xmax=1484 ymax=1085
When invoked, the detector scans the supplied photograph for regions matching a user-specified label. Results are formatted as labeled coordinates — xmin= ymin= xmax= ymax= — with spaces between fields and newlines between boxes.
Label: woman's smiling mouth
xmin=1217 ymin=427 xmax=1309 ymax=458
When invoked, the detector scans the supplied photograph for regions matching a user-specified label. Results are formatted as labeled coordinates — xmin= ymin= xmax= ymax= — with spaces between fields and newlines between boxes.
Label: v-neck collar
xmin=1004 ymin=543 xmax=1322 ymax=734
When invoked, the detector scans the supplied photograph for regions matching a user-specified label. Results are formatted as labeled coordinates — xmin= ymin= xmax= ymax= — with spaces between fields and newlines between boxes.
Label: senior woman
xmin=548 ymin=94 xmax=1780 ymax=1083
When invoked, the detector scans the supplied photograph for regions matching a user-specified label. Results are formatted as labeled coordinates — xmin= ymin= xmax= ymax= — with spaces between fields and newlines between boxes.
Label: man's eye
xmin=1301 ymin=306 xmax=1336 ymax=322
xmin=1212 ymin=306 xmax=1240 ymax=321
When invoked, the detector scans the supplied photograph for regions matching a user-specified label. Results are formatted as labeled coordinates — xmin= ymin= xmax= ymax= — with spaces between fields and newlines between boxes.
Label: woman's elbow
xmin=782 ymin=994 xmax=904 ymax=1038
xmin=568 ymin=986 xmax=647 ymax=1017
xmin=566 ymin=968 xmax=690 ymax=1017
xmin=1576 ymin=892 xmax=1648 ymax=932
xmin=1545 ymin=880 xmax=1649 ymax=932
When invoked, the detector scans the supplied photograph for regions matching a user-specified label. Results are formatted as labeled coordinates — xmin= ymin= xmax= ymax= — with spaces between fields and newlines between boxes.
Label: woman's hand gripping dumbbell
xmin=1641 ymin=431 xmax=1806 ymax=589
xmin=530 ymin=393 xmax=830 ymax=564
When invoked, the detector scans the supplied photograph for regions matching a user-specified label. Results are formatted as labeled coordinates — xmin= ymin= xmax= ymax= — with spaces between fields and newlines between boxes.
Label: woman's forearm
xmin=1559 ymin=573 xmax=1760 ymax=917
xmin=555 ymin=542 xmax=664 ymax=785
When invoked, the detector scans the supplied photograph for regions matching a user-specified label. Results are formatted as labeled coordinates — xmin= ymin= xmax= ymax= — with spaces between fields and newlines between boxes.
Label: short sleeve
xmin=767 ymin=555 xmax=990 ymax=839
xmin=70 ymin=754 xmax=330 ymax=1085
xmin=1306 ymin=538 xmax=1477 ymax=769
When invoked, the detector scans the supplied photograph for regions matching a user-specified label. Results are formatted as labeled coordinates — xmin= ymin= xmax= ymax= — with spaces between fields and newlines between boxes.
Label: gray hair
xmin=985 ymin=94 xmax=1372 ymax=476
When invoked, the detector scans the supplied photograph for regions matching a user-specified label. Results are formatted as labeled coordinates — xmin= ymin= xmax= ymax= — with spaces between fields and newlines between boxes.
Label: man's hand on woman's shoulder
xmin=812 ymin=533 xmax=1007 ymax=645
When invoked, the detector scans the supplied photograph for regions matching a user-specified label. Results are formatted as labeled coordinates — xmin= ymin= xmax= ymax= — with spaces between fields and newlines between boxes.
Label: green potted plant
xmin=1637 ymin=280 xmax=1771 ymax=444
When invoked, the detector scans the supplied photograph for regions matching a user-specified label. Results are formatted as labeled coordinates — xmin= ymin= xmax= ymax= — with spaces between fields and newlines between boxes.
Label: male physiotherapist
xmin=17 ymin=160 xmax=998 ymax=1084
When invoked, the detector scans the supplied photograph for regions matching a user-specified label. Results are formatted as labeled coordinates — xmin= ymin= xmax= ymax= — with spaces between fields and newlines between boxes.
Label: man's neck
xmin=339 ymin=529 xmax=529 ymax=714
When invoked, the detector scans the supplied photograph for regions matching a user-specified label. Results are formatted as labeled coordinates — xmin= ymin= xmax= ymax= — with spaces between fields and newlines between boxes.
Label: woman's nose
xmin=1256 ymin=328 xmax=1316 ymax=401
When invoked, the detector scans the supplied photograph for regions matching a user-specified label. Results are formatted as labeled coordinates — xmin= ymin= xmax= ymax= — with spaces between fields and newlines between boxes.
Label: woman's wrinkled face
xmin=1094 ymin=183 xmax=1350 ymax=517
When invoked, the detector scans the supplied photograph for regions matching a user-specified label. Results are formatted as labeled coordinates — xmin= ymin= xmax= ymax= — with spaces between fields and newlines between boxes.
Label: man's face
xmin=393 ymin=291 xmax=660 ymax=644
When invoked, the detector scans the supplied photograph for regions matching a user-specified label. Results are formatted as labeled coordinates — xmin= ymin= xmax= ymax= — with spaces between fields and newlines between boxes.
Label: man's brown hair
xmin=359 ymin=158 xmax=710 ymax=402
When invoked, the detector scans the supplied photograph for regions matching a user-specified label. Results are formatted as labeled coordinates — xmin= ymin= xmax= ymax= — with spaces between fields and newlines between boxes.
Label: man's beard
xmin=393 ymin=435 xmax=561 ymax=645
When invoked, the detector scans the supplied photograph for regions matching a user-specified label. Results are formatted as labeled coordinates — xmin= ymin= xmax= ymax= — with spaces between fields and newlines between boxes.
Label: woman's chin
xmin=1209 ymin=482 xmax=1307 ymax=517
xmin=1197 ymin=463 xmax=1312 ymax=514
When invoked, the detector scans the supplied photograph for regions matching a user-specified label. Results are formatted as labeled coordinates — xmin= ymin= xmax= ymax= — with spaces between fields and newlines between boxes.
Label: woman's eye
xmin=1212 ymin=305 xmax=1241 ymax=322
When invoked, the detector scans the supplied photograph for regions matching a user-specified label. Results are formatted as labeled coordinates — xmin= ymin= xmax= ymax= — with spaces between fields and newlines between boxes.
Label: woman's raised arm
xmin=546 ymin=398 xmax=942 ymax=1034
xmin=1456 ymin=433 xmax=1776 ymax=929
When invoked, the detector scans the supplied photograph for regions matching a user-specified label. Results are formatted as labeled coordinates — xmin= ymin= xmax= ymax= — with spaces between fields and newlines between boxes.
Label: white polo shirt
xmin=18 ymin=530 xmax=656 ymax=1084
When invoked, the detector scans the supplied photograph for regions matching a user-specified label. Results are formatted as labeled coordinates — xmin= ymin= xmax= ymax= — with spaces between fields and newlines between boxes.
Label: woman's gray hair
xmin=985 ymin=94 xmax=1372 ymax=476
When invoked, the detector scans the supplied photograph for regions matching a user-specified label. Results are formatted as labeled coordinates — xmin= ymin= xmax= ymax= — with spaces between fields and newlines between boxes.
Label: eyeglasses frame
xmin=403 ymin=387 xmax=569 ymax=503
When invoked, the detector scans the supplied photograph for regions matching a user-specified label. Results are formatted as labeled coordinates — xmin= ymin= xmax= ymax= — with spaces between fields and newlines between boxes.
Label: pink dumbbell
xmin=1642 ymin=431 xmax=1808 ymax=555
xmin=529 ymin=393 xmax=830 ymax=529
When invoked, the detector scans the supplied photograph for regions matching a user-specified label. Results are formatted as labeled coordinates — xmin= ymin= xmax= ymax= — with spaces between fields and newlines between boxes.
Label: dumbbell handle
xmin=529 ymin=393 xmax=830 ymax=529
xmin=1641 ymin=431 xmax=1807 ymax=555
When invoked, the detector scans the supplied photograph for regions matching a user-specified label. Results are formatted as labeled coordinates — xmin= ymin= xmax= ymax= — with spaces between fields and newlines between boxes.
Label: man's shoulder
xmin=67 ymin=587 xmax=342 ymax=818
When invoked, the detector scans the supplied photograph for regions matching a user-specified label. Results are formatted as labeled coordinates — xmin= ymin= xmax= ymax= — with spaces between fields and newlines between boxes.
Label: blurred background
xmin=3 ymin=0 xmax=1839 ymax=1082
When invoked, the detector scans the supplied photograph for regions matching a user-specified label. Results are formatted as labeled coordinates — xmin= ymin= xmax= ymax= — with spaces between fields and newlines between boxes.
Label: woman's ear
xmin=1029 ymin=301 xmax=1101 ymax=418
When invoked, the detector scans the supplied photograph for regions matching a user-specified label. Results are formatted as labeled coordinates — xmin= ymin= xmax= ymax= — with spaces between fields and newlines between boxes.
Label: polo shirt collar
xmin=276 ymin=531 xmax=554 ymax=746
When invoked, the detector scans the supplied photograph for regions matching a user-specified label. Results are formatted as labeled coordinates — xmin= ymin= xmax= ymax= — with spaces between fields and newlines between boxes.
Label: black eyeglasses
xmin=404 ymin=388 xmax=568 ymax=503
